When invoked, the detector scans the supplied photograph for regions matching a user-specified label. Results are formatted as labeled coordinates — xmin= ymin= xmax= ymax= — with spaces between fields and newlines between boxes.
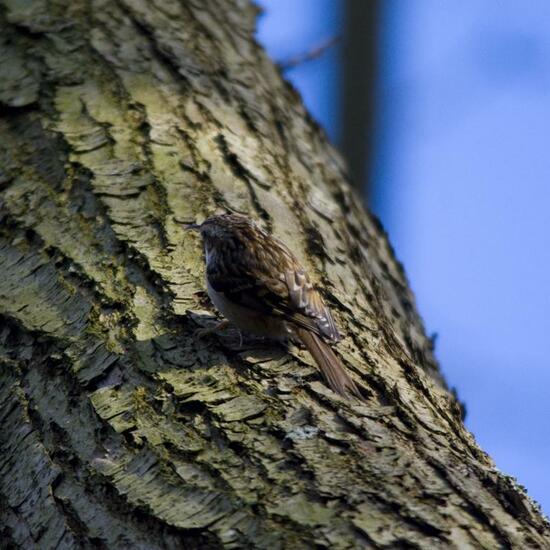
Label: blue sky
xmin=257 ymin=0 xmax=550 ymax=514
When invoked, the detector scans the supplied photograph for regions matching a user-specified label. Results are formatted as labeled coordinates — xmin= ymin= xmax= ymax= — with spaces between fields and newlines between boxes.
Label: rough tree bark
xmin=0 ymin=1 xmax=547 ymax=549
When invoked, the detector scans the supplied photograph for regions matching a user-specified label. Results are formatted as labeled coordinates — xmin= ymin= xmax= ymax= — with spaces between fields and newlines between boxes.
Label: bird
xmin=186 ymin=213 xmax=363 ymax=400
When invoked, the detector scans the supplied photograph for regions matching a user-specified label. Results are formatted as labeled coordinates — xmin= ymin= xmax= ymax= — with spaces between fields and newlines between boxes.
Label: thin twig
xmin=279 ymin=35 xmax=341 ymax=71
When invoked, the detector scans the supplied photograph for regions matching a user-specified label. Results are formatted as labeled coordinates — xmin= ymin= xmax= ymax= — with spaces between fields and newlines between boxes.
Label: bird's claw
xmin=193 ymin=319 xmax=230 ymax=339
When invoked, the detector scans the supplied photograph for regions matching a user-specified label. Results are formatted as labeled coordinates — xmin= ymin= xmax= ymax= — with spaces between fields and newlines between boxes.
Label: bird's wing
xmin=207 ymin=240 xmax=341 ymax=342
xmin=281 ymin=267 xmax=340 ymax=342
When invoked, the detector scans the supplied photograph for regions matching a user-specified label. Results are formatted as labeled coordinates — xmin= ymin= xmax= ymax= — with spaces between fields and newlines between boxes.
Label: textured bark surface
xmin=0 ymin=1 xmax=548 ymax=548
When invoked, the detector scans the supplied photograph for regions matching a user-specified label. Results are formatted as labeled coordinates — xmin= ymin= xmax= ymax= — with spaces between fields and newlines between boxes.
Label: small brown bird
xmin=187 ymin=213 xmax=362 ymax=399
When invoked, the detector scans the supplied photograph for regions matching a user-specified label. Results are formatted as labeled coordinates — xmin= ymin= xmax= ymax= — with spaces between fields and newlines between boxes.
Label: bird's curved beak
xmin=185 ymin=223 xmax=201 ymax=231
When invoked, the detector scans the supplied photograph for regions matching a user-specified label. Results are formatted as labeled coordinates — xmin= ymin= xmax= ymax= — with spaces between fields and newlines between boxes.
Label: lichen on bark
xmin=0 ymin=0 xmax=548 ymax=548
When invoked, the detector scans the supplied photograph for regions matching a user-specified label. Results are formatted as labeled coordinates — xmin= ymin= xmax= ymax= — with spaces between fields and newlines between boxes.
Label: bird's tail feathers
xmin=296 ymin=327 xmax=364 ymax=400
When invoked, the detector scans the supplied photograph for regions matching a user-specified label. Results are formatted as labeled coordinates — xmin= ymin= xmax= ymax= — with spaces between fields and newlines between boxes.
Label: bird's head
xmin=186 ymin=213 xmax=258 ymax=250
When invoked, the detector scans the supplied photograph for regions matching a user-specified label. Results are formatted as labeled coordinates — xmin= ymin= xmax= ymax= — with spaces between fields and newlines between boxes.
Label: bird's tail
xmin=295 ymin=327 xmax=364 ymax=400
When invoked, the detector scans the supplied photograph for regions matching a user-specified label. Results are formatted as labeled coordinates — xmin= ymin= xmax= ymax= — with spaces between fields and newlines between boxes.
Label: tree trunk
xmin=341 ymin=0 xmax=380 ymax=197
xmin=0 ymin=1 xmax=547 ymax=548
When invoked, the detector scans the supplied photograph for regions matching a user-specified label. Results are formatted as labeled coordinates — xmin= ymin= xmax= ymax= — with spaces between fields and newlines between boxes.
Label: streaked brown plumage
xmin=187 ymin=213 xmax=362 ymax=399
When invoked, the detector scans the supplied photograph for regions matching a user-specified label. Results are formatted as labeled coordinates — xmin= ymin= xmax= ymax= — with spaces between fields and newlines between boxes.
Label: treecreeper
xmin=187 ymin=213 xmax=364 ymax=399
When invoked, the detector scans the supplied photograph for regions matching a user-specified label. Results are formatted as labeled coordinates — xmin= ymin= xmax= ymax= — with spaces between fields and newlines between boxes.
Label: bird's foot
xmin=194 ymin=319 xmax=230 ymax=339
